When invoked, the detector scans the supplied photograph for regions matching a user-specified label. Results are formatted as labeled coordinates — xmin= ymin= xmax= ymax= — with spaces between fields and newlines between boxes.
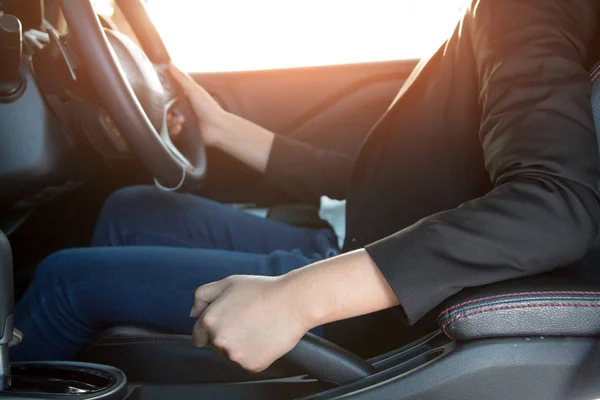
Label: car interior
xmin=1 ymin=0 xmax=600 ymax=399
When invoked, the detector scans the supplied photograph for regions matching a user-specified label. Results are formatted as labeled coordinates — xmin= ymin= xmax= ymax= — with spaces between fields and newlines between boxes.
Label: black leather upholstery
xmin=437 ymin=257 xmax=600 ymax=341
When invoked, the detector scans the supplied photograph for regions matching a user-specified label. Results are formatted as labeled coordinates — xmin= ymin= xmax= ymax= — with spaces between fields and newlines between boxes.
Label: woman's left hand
xmin=190 ymin=275 xmax=313 ymax=372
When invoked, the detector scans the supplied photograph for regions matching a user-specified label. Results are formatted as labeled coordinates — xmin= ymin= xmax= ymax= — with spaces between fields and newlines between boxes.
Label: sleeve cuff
xmin=364 ymin=222 xmax=460 ymax=325
xmin=264 ymin=135 xmax=306 ymax=188
xmin=264 ymin=134 xmax=352 ymax=203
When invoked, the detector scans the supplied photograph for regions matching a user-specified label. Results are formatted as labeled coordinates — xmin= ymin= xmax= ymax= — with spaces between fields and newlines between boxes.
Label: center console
xmin=3 ymin=362 xmax=127 ymax=399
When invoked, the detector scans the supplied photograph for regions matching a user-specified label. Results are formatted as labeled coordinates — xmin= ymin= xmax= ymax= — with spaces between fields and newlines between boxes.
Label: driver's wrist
xmin=279 ymin=270 xmax=331 ymax=331
xmin=208 ymin=111 xmax=236 ymax=149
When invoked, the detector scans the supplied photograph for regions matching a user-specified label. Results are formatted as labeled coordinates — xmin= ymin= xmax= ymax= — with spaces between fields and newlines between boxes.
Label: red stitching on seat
xmin=438 ymin=291 xmax=600 ymax=318
xmin=441 ymin=302 xmax=600 ymax=341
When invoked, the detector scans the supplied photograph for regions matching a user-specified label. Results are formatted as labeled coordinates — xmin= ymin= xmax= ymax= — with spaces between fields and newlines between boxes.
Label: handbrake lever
xmin=284 ymin=333 xmax=376 ymax=386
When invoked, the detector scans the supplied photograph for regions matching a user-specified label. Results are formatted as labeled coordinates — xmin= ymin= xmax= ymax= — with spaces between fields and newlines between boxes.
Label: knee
xmin=33 ymin=249 xmax=81 ymax=290
xmin=99 ymin=186 xmax=158 ymax=221
xmin=93 ymin=185 xmax=215 ymax=246
xmin=100 ymin=185 xmax=214 ymax=223
xmin=93 ymin=186 xmax=160 ymax=244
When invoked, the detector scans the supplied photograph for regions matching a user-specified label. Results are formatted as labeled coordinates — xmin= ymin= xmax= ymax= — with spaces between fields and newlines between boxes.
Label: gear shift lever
xmin=0 ymin=231 xmax=13 ymax=391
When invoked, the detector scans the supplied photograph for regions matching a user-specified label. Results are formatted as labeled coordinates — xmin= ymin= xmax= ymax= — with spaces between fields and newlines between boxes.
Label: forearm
xmin=282 ymin=249 xmax=399 ymax=329
xmin=213 ymin=112 xmax=275 ymax=173
xmin=213 ymin=111 xmax=353 ymax=202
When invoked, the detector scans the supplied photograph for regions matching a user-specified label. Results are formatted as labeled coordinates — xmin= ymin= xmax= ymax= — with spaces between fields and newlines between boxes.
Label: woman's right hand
xmin=168 ymin=64 xmax=228 ymax=146
xmin=169 ymin=63 xmax=276 ymax=173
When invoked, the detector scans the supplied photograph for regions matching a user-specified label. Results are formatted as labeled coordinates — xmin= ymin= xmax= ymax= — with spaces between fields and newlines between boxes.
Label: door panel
xmin=192 ymin=59 xmax=417 ymax=204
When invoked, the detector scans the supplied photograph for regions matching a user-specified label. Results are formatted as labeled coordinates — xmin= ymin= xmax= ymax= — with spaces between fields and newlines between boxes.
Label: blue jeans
xmin=11 ymin=186 xmax=339 ymax=362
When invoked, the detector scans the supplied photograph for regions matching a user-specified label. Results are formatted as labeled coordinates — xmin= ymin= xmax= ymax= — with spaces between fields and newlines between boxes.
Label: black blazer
xmin=265 ymin=0 xmax=600 ymax=325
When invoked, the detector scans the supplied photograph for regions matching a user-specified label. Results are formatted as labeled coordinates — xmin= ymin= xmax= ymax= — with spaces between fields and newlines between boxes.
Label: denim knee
xmin=98 ymin=186 xmax=158 ymax=224
xmin=92 ymin=185 xmax=220 ymax=247
xmin=30 ymin=249 xmax=78 ymax=292
xmin=92 ymin=186 xmax=161 ymax=246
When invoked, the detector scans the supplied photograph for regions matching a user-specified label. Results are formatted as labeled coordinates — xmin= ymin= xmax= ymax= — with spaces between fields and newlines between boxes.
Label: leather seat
xmin=78 ymin=62 xmax=600 ymax=384
xmin=438 ymin=250 xmax=600 ymax=341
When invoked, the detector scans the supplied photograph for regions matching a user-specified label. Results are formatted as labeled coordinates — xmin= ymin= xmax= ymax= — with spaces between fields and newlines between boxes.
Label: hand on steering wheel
xmin=168 ymin=64 xmax=228 ymax=147
xmin=166 ymin=110 xmax=184 ymax=137
xmin=117 ymin=110 xmax=182 ymax=154
xmin=61 ymin=0 xmax=208 ymax=188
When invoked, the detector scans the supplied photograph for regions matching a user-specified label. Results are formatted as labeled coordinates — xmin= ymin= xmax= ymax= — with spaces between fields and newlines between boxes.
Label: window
xmin=94 ymin=0 xmax=469 ymax=72
xmin=91 ymin=0 xmax=116 ymax=17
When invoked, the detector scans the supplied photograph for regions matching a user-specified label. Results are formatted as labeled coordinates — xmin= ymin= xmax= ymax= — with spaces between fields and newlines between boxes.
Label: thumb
xmin=191 ymin=279 xmax=231 ymax=318
xmin=192 ymin=319 xmax=210 ymax=347
xmin=168 ymin=63 xmax=197 ymax=92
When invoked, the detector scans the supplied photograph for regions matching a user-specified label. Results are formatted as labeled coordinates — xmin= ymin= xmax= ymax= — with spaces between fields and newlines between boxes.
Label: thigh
xmin=92 ymin=186 xmax=337 ymax=256
xmin=12 ymin=246 xmax=322 ymax=361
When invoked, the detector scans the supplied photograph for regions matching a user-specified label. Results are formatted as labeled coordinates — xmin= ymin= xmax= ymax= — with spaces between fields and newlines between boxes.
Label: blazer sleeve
xmin=264 ymin=134 xmax=354 ymax=203
xmin=365 ymin=0 xmax=600 ymax=324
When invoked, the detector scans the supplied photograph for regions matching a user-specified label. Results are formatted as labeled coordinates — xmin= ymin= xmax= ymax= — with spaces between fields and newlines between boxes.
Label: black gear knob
xmin=0 ymin=14 xmax=23 ymax=97
xmin=0 ymin=231 xmax=14 ymax=391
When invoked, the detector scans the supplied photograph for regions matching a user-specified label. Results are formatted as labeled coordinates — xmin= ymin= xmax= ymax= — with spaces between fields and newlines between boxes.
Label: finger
xmin=167 ymin=116 xmax=184 ymax=134
xmin=171 ymin=115 xmax=185 ymax=126
xmin=166 ymin=119 xmax=177 ymax=130
xmin=191 ymin=279 xmax=231 ymax=318
xmin=192 ymin=320 xmax=210 ymax=347
xmin=168 ymin=64 xmax=197 ymax=92
xmin=167 ymin=114 xmax=183 ymax=127
xmin=169 ymin=125 xmax=182 ymax=136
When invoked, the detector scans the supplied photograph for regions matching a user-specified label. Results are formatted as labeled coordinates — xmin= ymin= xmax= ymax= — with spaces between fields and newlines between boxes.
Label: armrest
xmin=437 ymin=251 xmax=600 ymax=341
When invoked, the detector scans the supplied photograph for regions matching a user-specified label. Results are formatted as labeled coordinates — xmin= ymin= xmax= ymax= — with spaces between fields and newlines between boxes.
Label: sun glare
xmin=99 ymin=0 xmax=469 ymax=72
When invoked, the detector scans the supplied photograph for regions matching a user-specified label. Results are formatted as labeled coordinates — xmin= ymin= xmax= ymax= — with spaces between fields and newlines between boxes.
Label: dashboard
xmin=0 ymin=3 xmax=109 ymax=233
xmin=0 ymin=47 xmax=83 ymax=215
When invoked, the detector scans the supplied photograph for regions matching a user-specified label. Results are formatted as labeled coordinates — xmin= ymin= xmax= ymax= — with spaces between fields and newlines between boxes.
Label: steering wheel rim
xmin=60 ymin=0 xmax=206 ymax=188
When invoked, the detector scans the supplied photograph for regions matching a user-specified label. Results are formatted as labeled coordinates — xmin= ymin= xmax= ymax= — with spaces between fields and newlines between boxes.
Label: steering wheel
xmin=61 ymin=0 xmax=206 ymax=189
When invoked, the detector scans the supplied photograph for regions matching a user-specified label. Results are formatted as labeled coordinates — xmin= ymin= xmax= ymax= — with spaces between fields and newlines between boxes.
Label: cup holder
xmin=0 ymin=362 xmax=127 ymax=400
